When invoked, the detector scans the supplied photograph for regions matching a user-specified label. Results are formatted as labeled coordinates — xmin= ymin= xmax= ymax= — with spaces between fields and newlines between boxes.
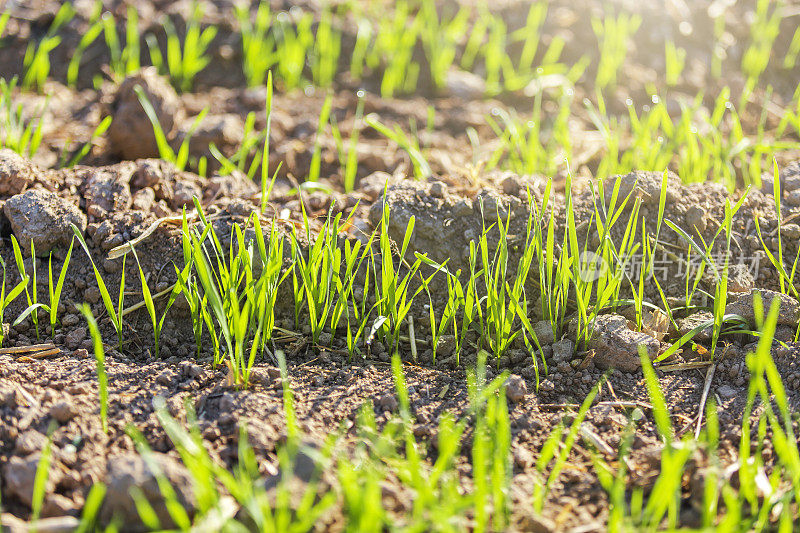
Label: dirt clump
xmin=107 ymin=68 xmax=182 ymax=160
xmin=78 ymin=162 xmax=136 ymax=219
xmin=3 ymin=453 xmax=65 ymax=508
xmin=587 ymin=314 xmax=661 ymax=372
xmin=0 ymin=150 xmax=40 ymax=197
xmin=603 ymin=170 xmax=681 ymax=206
xmin=100 ymin=453 xmax=197 ymax=530
xmin=3 ymin=189 xmax=87 ymax=255
xmin=725 ymin=289 xmax=800 ymax=328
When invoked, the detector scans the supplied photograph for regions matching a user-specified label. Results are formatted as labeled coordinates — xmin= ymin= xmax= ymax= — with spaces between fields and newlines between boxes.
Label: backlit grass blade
xmin=72 ymin=224 xmax=125 ymax=348
xmin=80 ymin=304 xmax=108 ymax=434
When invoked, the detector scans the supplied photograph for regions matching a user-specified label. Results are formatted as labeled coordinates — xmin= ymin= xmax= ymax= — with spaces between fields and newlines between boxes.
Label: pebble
xmin=685 ymin=206 xmax=707 ymax=233
xmin=83 ymin=287 xmax=101 ymax=304
xmin=436 ymin=335 xmax=457 ymax=358
xmin=429 ymin=181 xmax=446 ymax=198
xmin=551 ymin=339 xmax=574 ymax=362
xmin=533 ymin=321 xmax=555 ymax=345
xmin=49 ymin=401 xmax=77 ymax=423
xmin=155 ymin=369 xmax=174 ymax=386
xmin=64 ymin=327 xmax=87 ymax=350
xmin=61 ymin=314 xmax=80 ymax=327
xmin=42 ymin=493 xmax=78 ymax=517
xmin=376 ymin=394 xmax=398 ymax=412
xmin=505 ymin=374 xmax=527 ymax=403
xmin=783 ymin=223 xmax=800 ymax=240
xmin=219 ymin=393 xmax=236 ymax=412
xmin=14 ymin=430 xmax=48 ymax=455
xmin=717 ymin=385 xmax=737 ymax=399
xmin=452 ymin=199 xmax=473 ymax=217
xmin=786 ymin=189 xmax=800 ymax=206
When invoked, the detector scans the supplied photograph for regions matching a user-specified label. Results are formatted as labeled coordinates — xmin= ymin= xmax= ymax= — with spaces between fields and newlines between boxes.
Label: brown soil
xmin=1 ymin=1 xmax=800 ymax=531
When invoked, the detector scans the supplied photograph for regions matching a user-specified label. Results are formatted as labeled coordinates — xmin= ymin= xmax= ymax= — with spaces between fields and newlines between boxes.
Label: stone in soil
xmin=533 ymin=320 xmax=555 ymax=345
xmin=588 ymin=314 xmax=660 ymax=372
xmin=436 ymin=335 xmax=457 ymax=358
xmin=677 ymin=311 xmax=715 ymax=342
xmin=49 ymin=401 xmax=77 ymax=423
xmin=100 ymin=453 xmax=197 ymax=529
xmin=3 ymin=453 xmax=64 ymax=507
xmin=603 ymin=170 xmax=680 ymax=206
xmin=0 ymin=149 xmax=38 ymax=196
xmin=725 ymin=288 xmax=800 ymax=327
xmin=108 ymin=67 xmax=181 ymax=160
xmin=3 ymin=189 xmax=87 ymax=256
xmin=505 ymin=374 xmax=527 ymax=403
xmin=551 ymin=339 xmax=574 ymax=362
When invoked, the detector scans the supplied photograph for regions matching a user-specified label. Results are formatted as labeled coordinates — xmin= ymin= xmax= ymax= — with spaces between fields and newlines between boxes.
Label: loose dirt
xmin=1 ymin=1 xmax=800 ymax=531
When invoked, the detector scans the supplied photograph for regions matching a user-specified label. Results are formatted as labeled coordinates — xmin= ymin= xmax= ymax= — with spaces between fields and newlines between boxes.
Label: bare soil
xmin=1 ymin=1 xmax=800 ymax=531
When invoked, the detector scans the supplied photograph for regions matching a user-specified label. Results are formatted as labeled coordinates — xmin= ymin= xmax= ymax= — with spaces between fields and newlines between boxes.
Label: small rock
xmin=500 ymin=174 xmax=521 ymax=196
xmin=3 ymin=190 xmax=87 ymax=256
xmin=429 ymin=181 xmax=446 ymax=198
xmin=413 ymin=424 xmax=431 ymax=438
xmin=83 ymin=286 xmax=101 ymax=304
xmin=0 ymin=149 xmax=37 ymax=196
xmin=452 ymin=199 xmax=473 ymax=217
xmin=677 ymin=312 xmax=714 ymax=342
xmin=179 ymin=361 xmax=203 ymax=379
xmin=685 ymin=206 xmax=707 ymax=233
xmin=727 ymin=263 xmax=755 ymax=293
xmin=4 ymin=453 xmax=64 ymax=507
xmin=726 ymin=289 xmax=800 ymax=327
xmin=219 ymin=393 xmax=236 ymax=412
xmin=49 ymin=401 xmax=77 ymax=423
xmin=15 ymin=429 xmax=48 ymax=455
xmin=604 ymin=170 xmax=679 ymax=206
xmin=108 ymin=68 xmax=181 ymax=160
xmin=375 ymin=394 xmax=398 ymax=412
xmin=510 ymin=349 xmax=528 ymax=364
xmin=445 ymin=68 xmax=486 ymax=99
xmin=360 ymin=171 xmax=393 ymax=201
xmin=61 ymin=314 xmax=80 ymax=327
xmin=100 ymin=453 xmax=196 ymax=528
xmin=717 ymin=385 xmax=737 ymax=399
xmin=371 ymin=341 xmax=386 ymax=356
xmin=505 ymin=374 xmax=527 ymax=403
xmin=155 ymin=369 xmax=175 ymax=386
xmin=551 ymin=339 xmax=574 ymax=362
xmin=42 ymin=493 xmax=79 ymax=518
xmin=131 ymin=187 xmax=156 ymax=212
xmin=588 ymin=314 xmax=660 ymax=372
xmin=436 ymin=335 xmax=457 ymax=358
xmin=172 ymin=180 xmax=202 ymax=210
xmin=512 ymin=444 xmax=535 ymax=469
xmin=103 ymin=258 xmax=122 ymax=273
xmin=514 ymin=512 xmax=557 ymax=533
xmin=533 ymin=320 xmax=555 ymax=345
xmin=786 ymin=189 xmax=800 ymax=207
xmin=248 ymin=367 xmax=273 ymax=386
xmin=774 ymin=325 xmax=795 ymax=343
xmin=0 ymin=514 xmax=79 ymax=532
xmin=539 ymin=379 xmax=555 ymax=392
xmin=64 ymin=327 xmax=86 ymax=350
xmin=783 ymin=223 xmax=800 ymax=240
